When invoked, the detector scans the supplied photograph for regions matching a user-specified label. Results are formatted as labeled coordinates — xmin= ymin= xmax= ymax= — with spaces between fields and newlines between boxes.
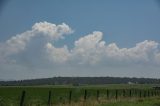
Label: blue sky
xmin=0 ymin=0 xmax=160 ymax=80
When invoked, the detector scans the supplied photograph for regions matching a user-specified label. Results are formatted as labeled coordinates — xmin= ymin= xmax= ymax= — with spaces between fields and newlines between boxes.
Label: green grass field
xmin=99 ymin=97 xmax=160 ymax=106
xmin=0 ymin=84 xmax=160 ymax=106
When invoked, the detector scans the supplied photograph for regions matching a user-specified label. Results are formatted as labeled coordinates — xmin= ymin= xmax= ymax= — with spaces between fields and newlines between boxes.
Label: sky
xmin=0 ymin=0 xmax=160 ymax=80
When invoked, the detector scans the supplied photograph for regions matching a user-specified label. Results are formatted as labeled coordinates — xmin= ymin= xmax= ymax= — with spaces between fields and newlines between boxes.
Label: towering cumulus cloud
xmin=0 ymin=22 xmax=73 ymax=63
xmin=0 ymin=22 xmax=160 ymax=65
xmin=0 ymin=22 xmax=160 ymax=79
xmin=45 ymin=30 xmax=160 ymax=65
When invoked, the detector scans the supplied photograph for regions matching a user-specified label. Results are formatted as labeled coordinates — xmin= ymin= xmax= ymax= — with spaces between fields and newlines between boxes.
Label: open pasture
xmin=0 ymin=84 xmax=160 ymax=106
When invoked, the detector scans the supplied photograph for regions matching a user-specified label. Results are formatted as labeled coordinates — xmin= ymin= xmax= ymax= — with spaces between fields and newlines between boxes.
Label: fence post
xmin=143 ymin=90 xmax=146 ymax=98
xmin=139 ymin=90 xmax=142 ymax=98
xmin=69 ymin=90 xmax=72 ymax=104
xmin=115 ymin=89 xmax=118 ymax=99
xmin=147 ymin=90 xmax=150 ymax=97
xmin=106 ymin=89 xmax=109 ymax=99
xmin=129 ymin=89 xmax=132 ymax=97
xmin=84 ymin=89 xmax=87 ymax=102
xmin=48 ymin=90 xmax=51 ymax=106
xmin=123 ymin=89 xmax=125 ymax=97
xmin=96 ymin=90 xmax=99 ymax=101
xmin=20 ymin=90 xmax=26 ymax=106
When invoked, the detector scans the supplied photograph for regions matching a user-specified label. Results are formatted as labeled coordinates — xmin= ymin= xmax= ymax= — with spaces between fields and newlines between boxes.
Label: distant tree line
xmin=0 ymin=77 xmax=160 ymax=86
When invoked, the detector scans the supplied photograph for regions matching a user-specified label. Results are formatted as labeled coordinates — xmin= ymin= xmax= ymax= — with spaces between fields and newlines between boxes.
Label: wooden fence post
xmin=115 ymin=89 xmax=118 ymax=99
xmin=84 ymin=89 xmax=87 ymax=102
xmin=96 ymin=90 xmax=99 ymax=101
xmin=139 ymin=90 xmax=142 ymax=98
xmin=107 ymin=89 xmax=109 ymax=99
xmin=48 ymin=90 xmax=51 ymax=106
xmin=20 ymin=90 xmax=26 ymax=106
xmin=147 ymin=90 xmax=150 ymax=97
xmin=123 ymin=89 xmax=125 ymax=97
xmin=69 ymin=90 xmax=72 ymax=104
xmin=129 ymin=89 xmax=132 ymax=97
xmin=143 ymin=90 xmax=146 ymax=98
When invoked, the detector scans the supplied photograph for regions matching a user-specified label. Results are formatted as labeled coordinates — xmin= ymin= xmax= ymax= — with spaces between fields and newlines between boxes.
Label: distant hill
xmin=0 ymin=77 xmax=160 ymax=86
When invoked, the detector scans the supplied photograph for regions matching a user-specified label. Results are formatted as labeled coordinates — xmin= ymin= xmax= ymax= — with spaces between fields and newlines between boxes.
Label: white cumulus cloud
xmin=105 ymin=40 xmax=159 ymax=63
xmin=44 ymin=30 xmax=160 ymax=65
xmin=1 ymin=22 xmax=160 ymax=79
xmin=32 ymin=22 xmax=73 ymax=40
xmin=71 ymin=31 xmax=106 ymax=64
xmin=45 ymin=43 xmax=70 ymax=63
xmin=0 ymin=21 xmax=73 ymax=63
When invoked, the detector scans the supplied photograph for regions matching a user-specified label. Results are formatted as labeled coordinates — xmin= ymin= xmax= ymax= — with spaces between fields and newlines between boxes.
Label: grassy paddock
xmin=99 ymin=97 xmax=160 ymax=106
xmin=0 ymin=84 xmax=160 ymax=106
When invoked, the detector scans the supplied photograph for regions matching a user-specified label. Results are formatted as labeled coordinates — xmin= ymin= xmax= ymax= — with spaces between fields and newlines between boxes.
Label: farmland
xmin=0 ymin=84 xmax=160 ymax=106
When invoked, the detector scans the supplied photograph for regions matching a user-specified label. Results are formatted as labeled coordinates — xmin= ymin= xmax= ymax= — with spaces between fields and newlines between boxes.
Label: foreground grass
xmin=99 ymin=97 xmax=160 ymax=106
xmin=25 ymin=97 xmax=160 ymax=106
xmin=1 ymin=96 xmax=160 ymax=106
xmin=17 ymin=97 xmax=158 ymax=106
xmin=0 ymin=84 xmax=160 ymax=106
